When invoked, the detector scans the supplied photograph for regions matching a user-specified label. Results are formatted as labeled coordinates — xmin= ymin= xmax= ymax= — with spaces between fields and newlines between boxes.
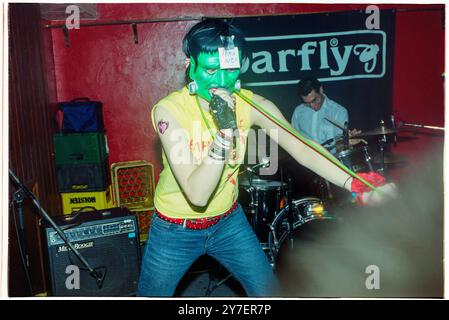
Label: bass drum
xmin=267 ymin=197 xmax=336 ymax=264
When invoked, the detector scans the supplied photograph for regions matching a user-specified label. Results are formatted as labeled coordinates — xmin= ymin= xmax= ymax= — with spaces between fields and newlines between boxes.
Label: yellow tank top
xmin=150 ymin=87 xmax=253 ymax=218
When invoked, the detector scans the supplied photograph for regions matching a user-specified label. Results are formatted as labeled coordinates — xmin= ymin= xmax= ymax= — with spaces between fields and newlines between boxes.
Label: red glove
xmin=351 ymin=172 xmax=386 ymax=205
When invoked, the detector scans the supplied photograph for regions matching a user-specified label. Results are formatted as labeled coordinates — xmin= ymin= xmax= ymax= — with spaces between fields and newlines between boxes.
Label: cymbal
xmin=354 ymin=126 xmax=398 ymax=137
xmin=373 ymin=152 xmax=408 ymax=164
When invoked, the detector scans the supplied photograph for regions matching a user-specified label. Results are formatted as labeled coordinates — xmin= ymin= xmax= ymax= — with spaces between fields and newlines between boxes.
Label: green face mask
xmin=189 ymin=51 xmax=241 ymax=101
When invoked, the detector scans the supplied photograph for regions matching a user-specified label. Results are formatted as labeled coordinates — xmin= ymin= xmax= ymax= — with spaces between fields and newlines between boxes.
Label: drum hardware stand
xmin=249 ymin=187 xmax=258 ymax=231
xmin=268 ymin=223 xmax=280 ymax=261
xmin=244 ymin=160 xmax=270 ymax=232
xmin=246 ymin=165 xmax=258 ymax=231
xmin=343 ymin=121 xmax=350 ymax=149
xmin=286 ymin=178 xmax=295 ymax=249
xmin=377 ymin=134 xmax=387 ymax=176
xmin=317 ymin=178 xmax=333 ymax=203
xmin=9 ymin=169 xmax=107 ymax=292
xmin=391 ymin=114 xmax=397 ymax=144
xmin=205 ymin=272 xmax=233 ymax=297
xmin=363 ymin=147 xmax=375 ymax=172
xmin=372 ymin=120 xmax=389 ymax=176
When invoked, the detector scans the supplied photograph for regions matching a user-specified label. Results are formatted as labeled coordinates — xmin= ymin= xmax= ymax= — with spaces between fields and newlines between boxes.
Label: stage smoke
xmin=276 ymin=143 xmax=444 ymax=298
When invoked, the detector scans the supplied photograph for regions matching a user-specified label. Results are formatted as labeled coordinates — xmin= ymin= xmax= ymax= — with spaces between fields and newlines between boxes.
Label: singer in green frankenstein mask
xmin=184 ymin=20 xmax=246 ymax=101
xmin=138 ymin=18 xmax=397 ymax=298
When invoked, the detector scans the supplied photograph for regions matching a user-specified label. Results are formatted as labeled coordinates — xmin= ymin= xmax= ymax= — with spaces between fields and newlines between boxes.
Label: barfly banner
xmin=232 ymin=9 xmax=395 ymax=131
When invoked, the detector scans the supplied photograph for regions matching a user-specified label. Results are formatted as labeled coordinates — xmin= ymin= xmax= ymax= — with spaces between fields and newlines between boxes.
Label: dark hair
xmin=182 ymin=18 xmax=247 ymax=68
xmin=297 ymin=78 xmax=322 ymax=98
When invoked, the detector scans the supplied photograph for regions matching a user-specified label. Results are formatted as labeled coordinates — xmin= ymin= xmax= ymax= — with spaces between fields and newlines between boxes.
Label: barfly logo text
xmin=240 ymin=30 xmax=386 ymax=86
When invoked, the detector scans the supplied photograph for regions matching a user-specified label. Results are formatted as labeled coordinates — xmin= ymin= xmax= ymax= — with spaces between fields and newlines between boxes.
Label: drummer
xmin=291 ymin=77 xmax=364 ymax=154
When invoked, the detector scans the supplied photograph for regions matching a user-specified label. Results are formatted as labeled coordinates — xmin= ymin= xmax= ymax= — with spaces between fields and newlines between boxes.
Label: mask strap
xmin=218 ymin=35 xmax=240 ymax=69
xmin=220 ymin=35 xmax=235 ymax=50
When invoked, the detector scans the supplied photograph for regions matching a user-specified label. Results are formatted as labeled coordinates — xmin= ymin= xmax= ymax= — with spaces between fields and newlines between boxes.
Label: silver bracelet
xmin=215 ymin=132 xmax=232 ymax=149
xmin=208 ymin=143 xmax=225 ymax=161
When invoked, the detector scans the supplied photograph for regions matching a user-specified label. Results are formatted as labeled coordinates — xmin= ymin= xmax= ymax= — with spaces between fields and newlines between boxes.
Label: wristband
xmin=350 ymin=172 xmax=386 ymax=205
xmin=208 ymin=147 xmax=225 ymax=161
xmin=215 ymin=132 xmax=232 ymax=149
xmin=343 ymin=176 xmax=352 ymax=189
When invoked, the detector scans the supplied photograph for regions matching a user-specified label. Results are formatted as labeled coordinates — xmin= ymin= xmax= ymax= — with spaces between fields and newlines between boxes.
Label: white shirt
xmin=291 ymin=95 xmax=348 ymax=153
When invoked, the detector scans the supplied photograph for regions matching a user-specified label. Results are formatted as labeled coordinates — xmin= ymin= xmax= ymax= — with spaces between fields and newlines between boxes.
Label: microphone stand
xmin=11 ymin=188 xmax=33 ymax=295
xmin=399 ymin=121 xmax=444 ymax=131
xmin=391 ymin=114 xmax=397 ymax=144
xmin=9 ymin=169 xmax=106 ymax=291
xmin=247 ymin=167 xmax=257 ymax=232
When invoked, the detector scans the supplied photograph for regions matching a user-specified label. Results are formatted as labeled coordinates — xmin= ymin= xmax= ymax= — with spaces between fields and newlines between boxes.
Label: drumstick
xmin=324 ymin=117 xmax=345 ymax=131
xmin=235 ymin=91 xmax=379 ymax=192
xmin=349 ymin=138 xmax=368 ymax=145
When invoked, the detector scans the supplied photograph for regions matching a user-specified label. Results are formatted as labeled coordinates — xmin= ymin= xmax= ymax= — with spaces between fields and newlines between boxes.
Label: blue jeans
xmin=137 ymin=204 xmax=279 ymax=297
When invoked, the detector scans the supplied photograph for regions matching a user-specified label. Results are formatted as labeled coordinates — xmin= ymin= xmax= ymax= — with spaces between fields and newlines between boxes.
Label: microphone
xmin=210 ymin=92 xmax=238 ymax=134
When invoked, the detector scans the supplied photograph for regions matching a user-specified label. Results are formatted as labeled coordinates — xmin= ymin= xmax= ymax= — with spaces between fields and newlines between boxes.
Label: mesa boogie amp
xmin=42 ymin=207 xmax=141 ymax=296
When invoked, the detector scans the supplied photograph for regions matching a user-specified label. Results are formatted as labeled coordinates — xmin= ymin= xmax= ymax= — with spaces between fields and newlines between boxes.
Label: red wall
xmin=49 ymin=3 xmax=445 ymax=182
xmin=390 ymin=9 xmax=445 ymax=178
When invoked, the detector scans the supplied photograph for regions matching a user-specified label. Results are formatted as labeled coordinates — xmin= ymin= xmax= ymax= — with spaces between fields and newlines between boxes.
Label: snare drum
xmin=239 ymin=178 xmax=287 ymax=243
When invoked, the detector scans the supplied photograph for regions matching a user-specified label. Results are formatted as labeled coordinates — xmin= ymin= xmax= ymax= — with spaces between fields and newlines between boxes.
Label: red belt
xmin=155 ymin=202 xmax=238 ymax=230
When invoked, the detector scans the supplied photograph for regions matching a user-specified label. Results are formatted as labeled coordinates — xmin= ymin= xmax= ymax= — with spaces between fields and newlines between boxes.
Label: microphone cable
xmin=236 ymin=91 xmax=379 ymax=192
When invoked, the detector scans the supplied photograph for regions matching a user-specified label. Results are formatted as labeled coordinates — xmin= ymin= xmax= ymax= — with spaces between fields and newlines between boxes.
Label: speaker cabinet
xmin=42 ymin=207 xmax=141 ymax=296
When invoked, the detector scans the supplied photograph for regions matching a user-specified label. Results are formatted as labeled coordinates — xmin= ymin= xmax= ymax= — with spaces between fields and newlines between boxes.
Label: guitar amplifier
xmin=42 ymin=207 xmax=141 ymax=296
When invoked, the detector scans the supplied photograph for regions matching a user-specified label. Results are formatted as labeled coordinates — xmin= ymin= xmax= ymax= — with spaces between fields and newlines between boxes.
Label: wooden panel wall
xmin=9 ymin=3 xmax=60 ymax=296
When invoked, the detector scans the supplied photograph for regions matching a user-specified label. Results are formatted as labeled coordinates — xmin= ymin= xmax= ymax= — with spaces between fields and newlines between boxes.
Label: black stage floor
xmin=175 ymin=255 xmax=246 ymax=297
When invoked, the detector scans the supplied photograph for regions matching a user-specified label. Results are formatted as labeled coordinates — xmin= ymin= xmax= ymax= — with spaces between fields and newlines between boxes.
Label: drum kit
xmin=238 ymin=119 xmax=408 ymax=269
xmin=325 ymin=118 xmax=407 ymax=176
xmin=321 ymin=119 xmax=413 ymax=204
